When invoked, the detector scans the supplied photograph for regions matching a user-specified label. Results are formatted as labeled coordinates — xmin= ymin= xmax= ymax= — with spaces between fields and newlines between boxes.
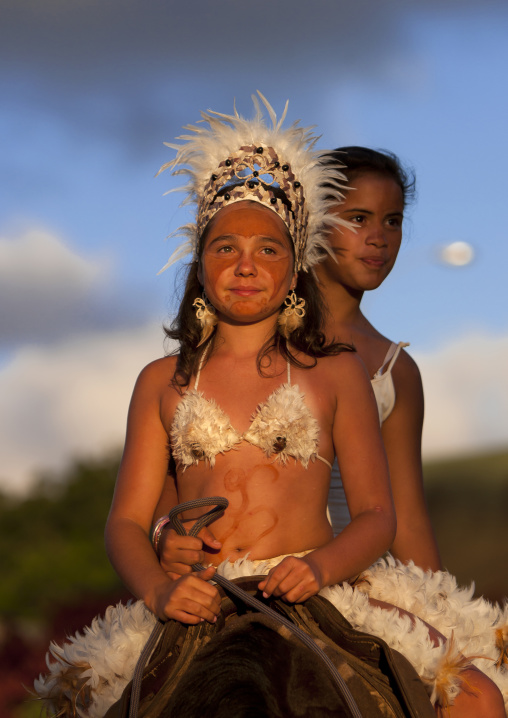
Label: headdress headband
xmin=157 ymin=92 xmax=350 ymax=272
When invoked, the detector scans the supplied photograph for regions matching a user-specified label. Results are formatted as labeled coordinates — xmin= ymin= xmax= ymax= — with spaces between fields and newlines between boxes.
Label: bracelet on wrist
xmin=151 ymin=515 xmax=171 ymax=556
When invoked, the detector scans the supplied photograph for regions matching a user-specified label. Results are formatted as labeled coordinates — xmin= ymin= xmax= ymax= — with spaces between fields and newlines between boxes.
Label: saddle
xmin=105 ymin=576 xmax=434 ymax=718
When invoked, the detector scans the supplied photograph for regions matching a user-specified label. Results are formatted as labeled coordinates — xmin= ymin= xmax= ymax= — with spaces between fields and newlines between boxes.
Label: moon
xmin=439 ymin=241 xmax=475 ymax=267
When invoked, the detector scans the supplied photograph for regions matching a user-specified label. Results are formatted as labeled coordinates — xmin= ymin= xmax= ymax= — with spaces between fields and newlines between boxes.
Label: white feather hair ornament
xmin=157 ymin=91 xmax=350 ymax=273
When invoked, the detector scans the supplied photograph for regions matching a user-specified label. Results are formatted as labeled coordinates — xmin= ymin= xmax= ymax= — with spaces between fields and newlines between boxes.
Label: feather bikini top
xmin=170 ymin=351 xmax=332 ymax=471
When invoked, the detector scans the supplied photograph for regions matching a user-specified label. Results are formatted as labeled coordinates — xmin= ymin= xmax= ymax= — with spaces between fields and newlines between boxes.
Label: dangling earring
xmin=277 ymin=290 xmax=306 ymax=339
xmin=193 ymin=293 xmax=217 ymax=346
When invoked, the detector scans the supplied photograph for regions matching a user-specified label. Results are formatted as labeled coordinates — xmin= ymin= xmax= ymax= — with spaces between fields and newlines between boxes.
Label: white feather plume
xmin=157 ymin=91 xmax=350 ymax=271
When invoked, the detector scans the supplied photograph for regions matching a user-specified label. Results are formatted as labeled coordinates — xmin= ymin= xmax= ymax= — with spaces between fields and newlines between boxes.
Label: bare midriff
xmin=175 ymin=444 xmax=333 ymax=566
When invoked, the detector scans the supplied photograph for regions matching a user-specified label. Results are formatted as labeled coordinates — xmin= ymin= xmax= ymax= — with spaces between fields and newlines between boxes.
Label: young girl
xmin=104 ymin=97 xmax=394 ymax=626
xmin=35 ymin=96 xmax=506 ymax=718
xmin=157 ymin=147 xmax=441 ymax=576
xmin=318 ymin=147 xmax=441 ymax=570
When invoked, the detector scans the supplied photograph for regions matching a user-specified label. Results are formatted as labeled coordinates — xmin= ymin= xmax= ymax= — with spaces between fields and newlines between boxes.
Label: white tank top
xmin=328 ymin=341 xmax=409 ymax=535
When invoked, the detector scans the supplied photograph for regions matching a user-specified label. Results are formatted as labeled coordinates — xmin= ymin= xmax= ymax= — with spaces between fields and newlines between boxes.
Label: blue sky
xmin=1 ymin=0 xmax=507 ymax=493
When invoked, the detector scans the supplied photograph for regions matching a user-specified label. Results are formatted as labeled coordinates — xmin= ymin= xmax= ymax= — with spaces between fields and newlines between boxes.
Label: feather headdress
xmin=157 ymin=92 xmax=350 ymax=272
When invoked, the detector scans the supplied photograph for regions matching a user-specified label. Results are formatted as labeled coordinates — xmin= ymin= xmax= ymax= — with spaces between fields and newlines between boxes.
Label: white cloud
xmin=0 ymin=321 xmax=172 ymax=495
xmin=0 ymin=227 xmax=156 ymax=346
xmin=0 ymin=227 xmax=105 ymax=288
xmin=414 ymin=331 xmax=508 ymax=458
xmin=0 ymin=228 xmax=108 ymax=341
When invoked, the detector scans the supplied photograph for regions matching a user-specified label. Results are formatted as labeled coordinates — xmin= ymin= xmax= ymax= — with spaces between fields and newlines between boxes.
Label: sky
xmin=1 ymin=0 xmax=507 ymax=494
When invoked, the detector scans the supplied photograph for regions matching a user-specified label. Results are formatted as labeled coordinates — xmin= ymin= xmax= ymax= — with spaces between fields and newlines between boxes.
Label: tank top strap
xmin=286 ymin=358 xmax=291 ymax=384
xmin=374 ymin=341 xmax=409 ymax=378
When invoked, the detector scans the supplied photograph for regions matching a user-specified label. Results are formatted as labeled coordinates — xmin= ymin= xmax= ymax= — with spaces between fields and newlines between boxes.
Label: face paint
xmin=199 ymin=202 xmax=297 ymax=324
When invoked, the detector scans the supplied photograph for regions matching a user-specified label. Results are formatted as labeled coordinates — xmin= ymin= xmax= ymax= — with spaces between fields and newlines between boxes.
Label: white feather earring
xmin=193 ymin=294 xmax=217 ymax=346
xmin=277 ymin=291 xmax=306 ymax=339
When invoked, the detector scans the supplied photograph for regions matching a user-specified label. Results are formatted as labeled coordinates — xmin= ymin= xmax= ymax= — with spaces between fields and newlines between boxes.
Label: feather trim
xmin=170 ymin=389 xmax=242 ymax=469
xmin=357 ymin=556 xmax=506 ymax=661
xmin=243 ymin=383 xmax=320 ymax=467
xmin=170 ymin=382 xmax=321 ymax=469
xmin=34 ymin=601 xmax=156 ymax=718
xmin=495 ymin=623 xmax=508 ymax=669
xmin=422 ymin=636 xmax=474 ymax=708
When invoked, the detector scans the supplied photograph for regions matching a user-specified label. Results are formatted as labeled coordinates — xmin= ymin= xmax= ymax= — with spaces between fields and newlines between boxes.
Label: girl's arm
xmin=260 ymin=353 xmax=396 ymax=601
xmin=104 ymin=360 xmax=220 ymax=623
xmin=153 ymin=473 xmax=222 ymax=579
xmin=382 ymin=352 xmax=442 ymax=571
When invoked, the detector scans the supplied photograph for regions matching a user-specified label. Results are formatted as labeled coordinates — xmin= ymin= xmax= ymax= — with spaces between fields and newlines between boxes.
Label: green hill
xmin=0 ymin=452 xmax=124 ymax=624
xmin=423 ymin=447 xmax=508 ymax=602
xmin=424 ymin=447 xmax=508 ymax=487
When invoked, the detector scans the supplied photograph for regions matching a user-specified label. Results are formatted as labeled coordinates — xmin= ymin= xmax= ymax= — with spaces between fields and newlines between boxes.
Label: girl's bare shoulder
xmin=133 ymin=355 xmax=179 ymax=395
xmin=317 ymin=350 xmax=370 ymax=384
xmin=296 ymin=351 xmax=371 ymax=401
xmin=391 ymin=347 xmax=424 ymax=405
xmin=388 ymin=344 xmax=422 ymax=385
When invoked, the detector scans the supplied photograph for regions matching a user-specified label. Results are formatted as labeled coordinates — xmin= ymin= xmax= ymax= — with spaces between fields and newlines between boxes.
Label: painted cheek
xmin=260 ymin=259 xmax=292 ymax=293
xmin=202 ymin=260 xmax=229 ymax=299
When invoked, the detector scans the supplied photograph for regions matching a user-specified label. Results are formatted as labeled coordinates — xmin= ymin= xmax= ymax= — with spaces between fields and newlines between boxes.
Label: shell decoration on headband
xmin=157 ymin=91 xmax=351 ymax=273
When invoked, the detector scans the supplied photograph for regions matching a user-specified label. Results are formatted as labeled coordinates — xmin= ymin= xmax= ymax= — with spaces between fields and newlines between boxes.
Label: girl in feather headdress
xmin=158 ymin=146 xmax=442 ymax=573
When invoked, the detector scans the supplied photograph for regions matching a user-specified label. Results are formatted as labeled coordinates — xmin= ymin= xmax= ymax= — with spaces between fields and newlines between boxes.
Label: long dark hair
xmin=322 ymin=146 xmax=416 ymax=208
xmin=165 ymin=206 xmax=353 ymax=389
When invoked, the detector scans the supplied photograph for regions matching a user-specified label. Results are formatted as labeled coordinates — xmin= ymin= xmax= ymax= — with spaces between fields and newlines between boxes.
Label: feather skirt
xmin=34 ymin=555 xmax=508 ymax=717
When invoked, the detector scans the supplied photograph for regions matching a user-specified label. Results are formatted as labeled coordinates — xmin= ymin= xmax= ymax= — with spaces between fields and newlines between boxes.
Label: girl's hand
xmin=151 ymin=566 xmax=221 ymax=624
xmin=257 ymin=556 xmax=324 ymax=604
xmin=159 ymin=526 xmax=222 ymax=580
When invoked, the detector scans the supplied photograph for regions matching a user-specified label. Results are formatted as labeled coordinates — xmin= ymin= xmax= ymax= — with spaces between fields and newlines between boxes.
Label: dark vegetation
xmin=424 ymin=448 xmax=508 ymax=604
xmin=0 ymin=453 xmax=129 ymax=718
xmin=1 ymin=447 xmax=507 ymax=717
xmin=0 ymin=452 xmax=125 ymax=623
